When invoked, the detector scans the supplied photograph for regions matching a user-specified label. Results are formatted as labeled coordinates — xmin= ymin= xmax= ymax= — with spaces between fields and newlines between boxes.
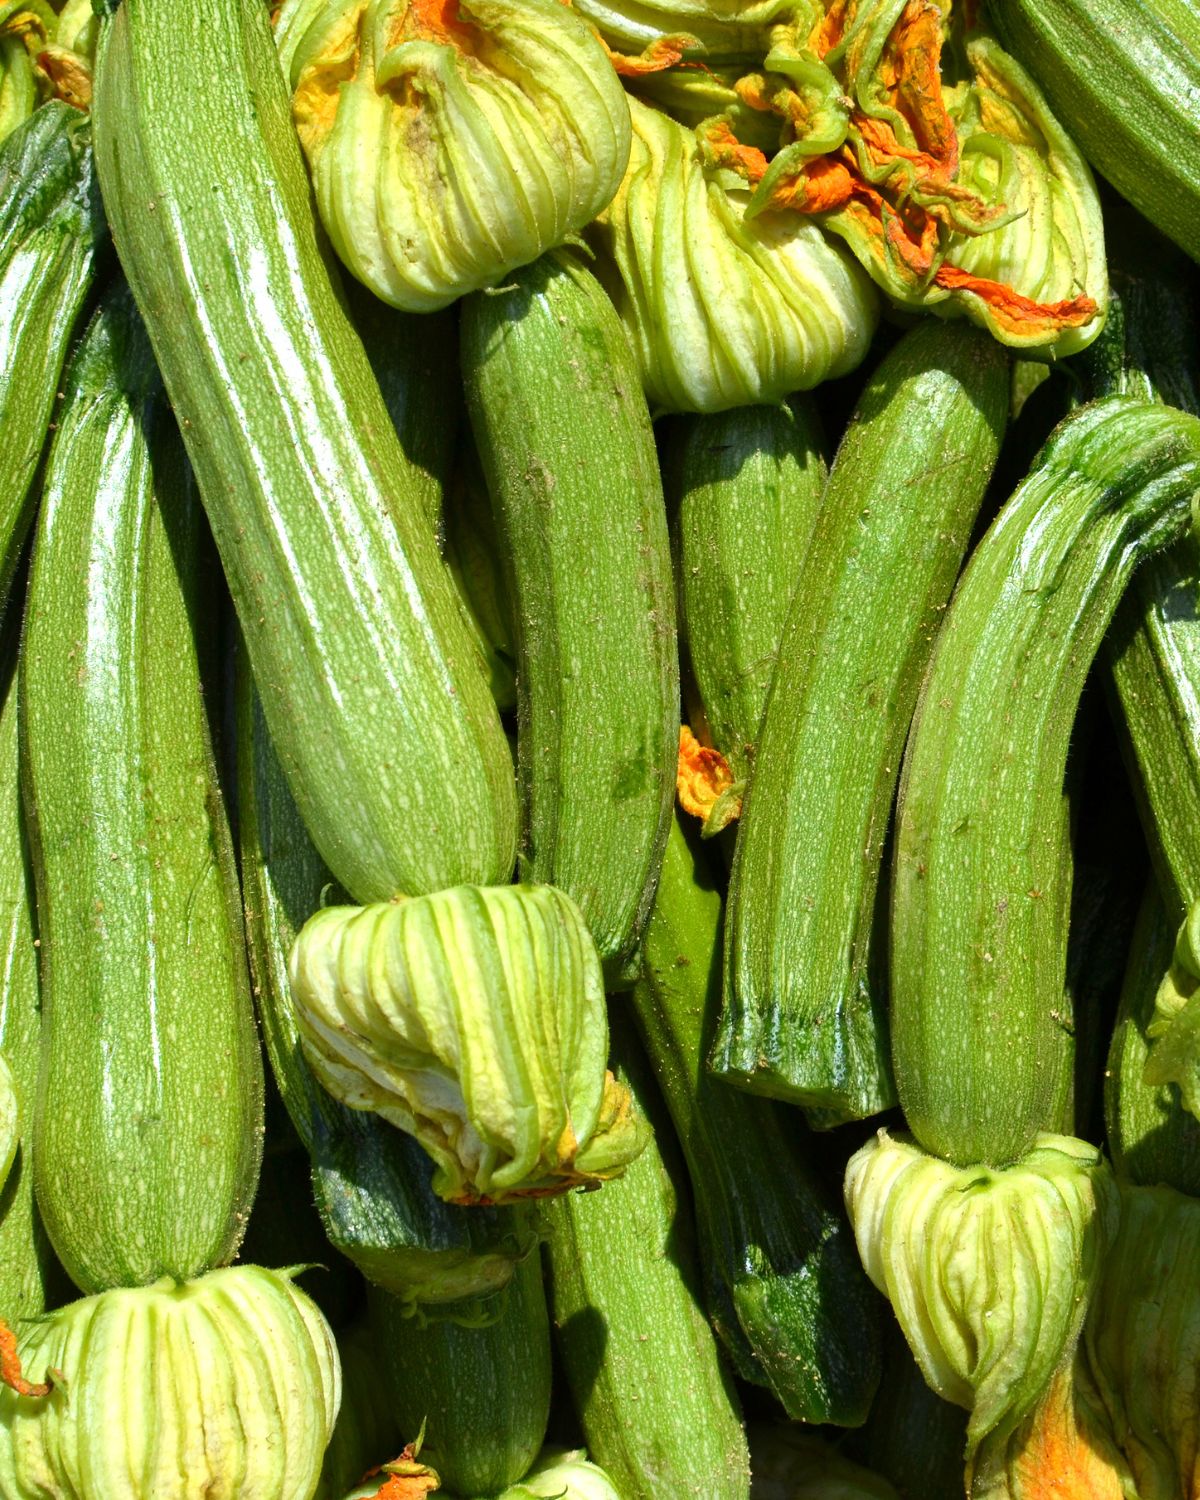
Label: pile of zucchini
xmin=0 ymin=0 xmax=1196 ymax=1497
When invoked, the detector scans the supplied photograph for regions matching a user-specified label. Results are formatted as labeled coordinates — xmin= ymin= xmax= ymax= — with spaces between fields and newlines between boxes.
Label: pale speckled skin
xmin=22 ymin=289 xmax=263 ymax=1295
xmin=92 ymin=0 xmax=517 ymax=907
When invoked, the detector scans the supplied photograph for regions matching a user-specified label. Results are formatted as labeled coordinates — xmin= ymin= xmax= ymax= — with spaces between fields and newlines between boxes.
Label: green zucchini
xmin=891 ymin=396 xmax=1200 ymax=1168
xmin=853 ymin=1326 xmax=968 ymax=1500
xmin=631 ymin=813 xmax=882 ymax=1426
xmin=0 ymin=101 xmax=104 ymax=615
xmin=717 ymin=321 xmax=1008 ymax=1118
xmin=461 ymin=251 xmax=677 ymax=973
xmin=0 ymin=628 xmax=58 ymax=1325
xmin=1104 ymin=883 xmax=1200 ymax=1196
xmin=314 ymin=1318 xmax=403 ymax=1500
xmin=92 ymin=0 xmax=517 ymax=908
xmin=235 ymin=642 xmax=535 ymax=1312
xmin=990 ymin=0 xmax=1200 ymax=264
xmin=442 ymin=450 xmax=518 ymax=717
xmin=662 ymin=397 xmax=826 ymax=785
xmin=22 ymin=285 xmax=262 ymax=1294
xmin=543 ymin=1008 xmax=750 ymax=1500
xmin=370 ymin=1253 xmax=552 ymax=1499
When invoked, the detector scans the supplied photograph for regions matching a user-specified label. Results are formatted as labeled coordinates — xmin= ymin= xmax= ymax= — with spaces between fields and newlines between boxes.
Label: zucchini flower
xmin=1142 ymin=895 xmax=1200 ymax=1119
xmin=570 ymin=0 xmax=794 ymax=69
xmin=0 ymin=1265 xmax=340 ymax=1499
xmin=0 ymin=1 xmax=52 ymax=141
xmin=275 ymin=0 xmax=632 ymax=312
xmin=288 ymin=884 xmax=647 ymax=1205
xmin=495 ymin=1447 xmax=622 ymax=1499
xmin=1084 ymin=1183 xmax=1200 ymax=1500
xmin=844 ymin=1130 xmax=1117 ymax=1473
xmin=587 ymin=94 xmax=878 ymax=413
xmin=748 ymin=1425 xmax=900 ymax=1498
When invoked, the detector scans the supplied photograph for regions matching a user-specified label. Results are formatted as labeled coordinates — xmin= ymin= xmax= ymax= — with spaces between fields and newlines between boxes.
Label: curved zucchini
xmin=892 ymin=397 xmax=1200 ymax=1167
xmin=370 ymin=1253 xmax=552 ymax=1499
xmin=662 ymin=398 xmax=826 ymax=784
xmin=22 ymin=286 xmax=263 ymax=1294
xmin=991 ymin=0 xmax=1200 ymax=264
xmin=461 ymin=251 xmax=677 ymax=973
xmin=717 ymin=321 xmax=1008 ymax=1118
xmin=0 ymin=100 xmax=104 ymax=614
xmin=632 ymin=813 xmax=881 ymax=1426
xmin=236 ymin=643 xmax=534 ymax=1312
xmin=543 ymin=1008 xmax=750 ymax=1499
xmin=92 ymin=0 xmax=517 ymax=907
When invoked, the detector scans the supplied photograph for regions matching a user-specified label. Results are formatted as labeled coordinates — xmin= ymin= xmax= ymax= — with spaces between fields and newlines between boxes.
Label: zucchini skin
xmin=22 ymin=287 xmax=263 ymax=1294
xmin=0 ymin=101 xmax=105 ymax=615
xmin=632 ymin=813 xmax=882 ymax=1426
xmin=662 ymin=398 xmax=826 ymax=782
xmin=461 ymin=251 xmax=677 ymax=972
xmin=235 ymin=644 xmax=534 ymax=1312
xmin=544 ymin=1009 xmax=751 ymax=1500
xmin=370 ymin=1253 xmax=552 ymax=1498
xmin=92 ymin=0 xmax=518 ymax=907
xmin=892 ymin=397 xmax=1200 ymax=1168
xmin=717 ymin=321 xmax=1008 ymax=1118
xmin=990 ymin=0 xmax=1200 ymax=264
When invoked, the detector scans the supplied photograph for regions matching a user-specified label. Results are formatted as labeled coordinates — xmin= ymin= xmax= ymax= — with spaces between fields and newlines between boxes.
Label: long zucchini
xmin=717 ymin=321 xmax=1008 ymax=1118
xmin=461 ymin=251 xmax=677 ymax=973
xmin=632 ymin=812 xmax=882 ymax=1426
xmin=22 ymin=286 xmax=263 ymax=1294
xmin=0 ymin=100 xmax=104 ymax=614
xmin=892 ymin=397 xmax=1200 ymax=1167
xmin=92 ymin=0 xmax=517 ymax=907
xmin=543 ymin=1008 xmax=750 ymax=1499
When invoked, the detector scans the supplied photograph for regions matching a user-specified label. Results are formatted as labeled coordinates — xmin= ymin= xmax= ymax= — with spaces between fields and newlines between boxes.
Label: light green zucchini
xmin=236 ymin=643 xmax=535 ymax=1312
xmin=461 ymin=250 xmax=677 ymax=973
xmin=442 ymin=450 xmax=518 ymax=716
xmin=632 ymin=813 xmax=882 ymax=1426
xmin=891 ymin=397 xmax=1200 ymax=1167
xmin=0 ymin=101 xmax=104 ymax=615
xmin=22 ymin=286 xmax=262 ymax=1294
xmin=662 ymin=397 xmax=826 ymax=787
xmin=370 ymin=1253 xmax=552 ymax=1499
xmin=92 ymin=0 xmax=517 ymax=907
xmin=543 ymin=1008 xmax=750 ymax=1500
xmin=717 ymin=321 xmax=1008 ymax=1118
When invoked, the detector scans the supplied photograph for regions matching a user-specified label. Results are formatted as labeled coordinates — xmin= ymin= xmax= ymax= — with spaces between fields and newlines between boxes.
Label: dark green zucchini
xmin=662 ymin=398 xmax=826 ymax=786
xmin=461 ymin=250 xmax=677 ymax=974
xmin=314 ymin=1318 xmax=403 ymax=1500
xmin=852 ymin=1325 xmax=968 ymax=1500
xmin=22 ymin=286 xmax=262 ymax=1294
xmin=543 ymin=1008 xmax=750 ymax=1499
xmin=717 ymin=321 xmax=1008 ymax=1118
xmin=892 ymin=397 xmax=1200 ymax=1168
xmin=442 ymin=450 xmax=518 ymax=716
xmin=369 ymin=1253 xmax=552 ymax=1499
xmin=235 ymin=643 xmax=535 ymax=1313
xmin=0 ymin=100 xmax=104 ymax=615
xmin=631 ymin=812 xmax=881 ymax=1426
xmin=93 ymin=0 xmax=517 ymax=908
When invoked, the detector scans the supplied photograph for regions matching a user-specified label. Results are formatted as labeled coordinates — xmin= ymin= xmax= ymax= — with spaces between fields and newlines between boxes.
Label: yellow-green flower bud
xmin=570 ymin=0 xmax=794 ymax=64
xmin=288 ymin=885 xmax=647 ymax=1204
xmin=276 ymin=0 xmax=632 ymax=312
xmin=748 ymin=1425 xmax=900 ymax=1498
xmin=844 ymin=1130 xmax=1117 ymax=1463
xmin=0 ymin=1052 xmax=17 ymax=1195
xmin=1143 ymin=894 xmax=1200 ymax=1118
xmin=497 ymin=1447 xmax=623 ymax=1499
xmin=0 ymin=2 xmax=54 ymax=143
xmin=0 ymin=1265 xmax=340 ymax=1499
xmin=587 ymin=96 xmax=877 ymax=413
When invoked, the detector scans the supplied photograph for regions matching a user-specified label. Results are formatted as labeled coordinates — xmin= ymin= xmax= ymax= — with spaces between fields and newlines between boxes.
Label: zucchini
xmin=369 ymin=1252 xmax=552 ymax=1499
xmin=235 ymin=641 xmax=535 ymax=1312
xmin=717 ymin=321 xmax=1008 ymax=1118
xmin=92 ymin=0 xmax=518 ymax=907
xmin=853 ymin=1326 xmax=968 ymax=1500
xmin=22 ymin=286 xmax=263 ymax=1294
xmin=314 ymin=1318 xmax=403 ymax=1500
xmin=442 ymin=450 xmax=518 ymax=717
xmin=990 ymin=0 xmax=1200 ymax=264
xmin=631 ymin=813 xmax=882 ymax=1426
xmin=0 ymin=101 xmax=104 ymax=614
xmin=891 ymin=396 xmax=1200 ymax=1168
xmin=461 ymin=251 xmax=677 ymax=973
xmin=662 ymin=397 xmax=826 ymax=785
xmin=543 ymin=1008 xmax=750 ymax=1500
xmin=0 ymin=627 xmax=58 ymax=1324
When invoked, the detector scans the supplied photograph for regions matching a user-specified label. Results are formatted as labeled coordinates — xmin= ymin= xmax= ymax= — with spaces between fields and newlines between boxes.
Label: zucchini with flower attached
xmin=93 ymin=0 xmax=518 ymax=910
xmin=22 ymin=286 xmax=263 ymax=1296
xmin=717 ymin=319 xmax=1007 ymax=1119
xmin=461 ymin=250 xmax=677 ymax=973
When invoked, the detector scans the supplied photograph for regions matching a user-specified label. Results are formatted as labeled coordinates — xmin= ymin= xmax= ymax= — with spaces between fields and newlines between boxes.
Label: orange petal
xmin=677 ymin=725 xmax=736 ymax=821
xmin=0 ymin=1319 xmax=51 ymax=1399
xmin=604 ymin=32 xmax=700 ymax=77
xmin=697 ymin=119 xmax=768 ymax=183
xmin=762 ymin=154 xmax=856 ymax=214
xmin=934 ymin=263 xmax=1098 ymax=335
xmin=884 ymin=0 xmax=957 ymax=173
